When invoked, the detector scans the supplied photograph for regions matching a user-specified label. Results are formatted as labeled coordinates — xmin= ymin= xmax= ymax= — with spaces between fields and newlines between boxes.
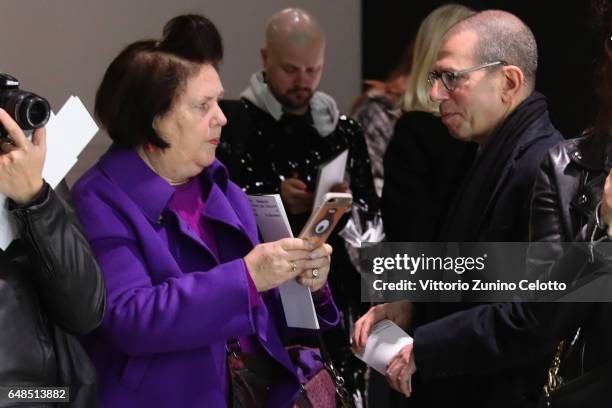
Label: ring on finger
xmin=311 ymin=268 xmax=320 ymax=278
xmin=290 ymin=261 xmax=297 ymax=274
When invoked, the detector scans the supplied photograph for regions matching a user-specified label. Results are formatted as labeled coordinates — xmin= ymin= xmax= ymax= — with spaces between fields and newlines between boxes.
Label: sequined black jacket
xmin=218 ymin=99 xmax=380 ymax=229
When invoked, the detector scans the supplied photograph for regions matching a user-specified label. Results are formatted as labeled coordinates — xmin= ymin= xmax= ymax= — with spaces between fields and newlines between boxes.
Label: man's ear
xmin=500 ymin=65 xmax=525 ymax=103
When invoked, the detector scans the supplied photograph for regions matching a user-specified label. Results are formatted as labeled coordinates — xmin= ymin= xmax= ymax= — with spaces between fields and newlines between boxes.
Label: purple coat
xmin=71 ymin=145 xmax=340 ymax=408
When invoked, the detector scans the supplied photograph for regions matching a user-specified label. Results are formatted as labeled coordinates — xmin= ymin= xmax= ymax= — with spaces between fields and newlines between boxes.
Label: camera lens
xmin=0 ymin=90 xmax=50 ymax=132
xmin=21 ymin=95 xmax=50 ymax=128
xmin=0 ymin=74 xmax=51 ymax=137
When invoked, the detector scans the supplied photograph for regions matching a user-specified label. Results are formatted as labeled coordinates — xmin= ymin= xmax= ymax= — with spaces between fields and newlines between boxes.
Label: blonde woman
xmin=382 ymin=4 xmax=477 ymax=242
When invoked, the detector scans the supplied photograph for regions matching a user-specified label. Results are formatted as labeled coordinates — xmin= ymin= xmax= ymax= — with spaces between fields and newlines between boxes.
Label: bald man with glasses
xmin=426 ymin=10 xmax=564 ymax=242
xmin=354 ymin=9 xmax=564 ymax=408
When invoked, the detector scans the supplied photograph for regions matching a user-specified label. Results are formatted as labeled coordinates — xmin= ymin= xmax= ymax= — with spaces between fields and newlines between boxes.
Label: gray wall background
xmin=0 ymin=0 xmax=360 ymax=185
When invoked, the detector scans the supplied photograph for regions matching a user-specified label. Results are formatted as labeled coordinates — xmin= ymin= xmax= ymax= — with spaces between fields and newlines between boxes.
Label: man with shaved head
xmin=353 ymin=10 xmax=564 ymax=407
xmin=429 ymin=9 xmax=564 ymax=242
xmin=261 ymin=8 xmax=325 ymax=115
xmin=218 ymin=7 xmax=379 ymax=397
xmin=219 ymin=8 xmax=377 ymax=220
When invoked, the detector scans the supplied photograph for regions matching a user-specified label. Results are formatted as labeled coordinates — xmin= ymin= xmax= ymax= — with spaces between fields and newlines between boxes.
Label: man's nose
xmin=429 ymin=79 xmax=447 ymax=103
xmin=294 ymin=70 xmax=309 ymax=87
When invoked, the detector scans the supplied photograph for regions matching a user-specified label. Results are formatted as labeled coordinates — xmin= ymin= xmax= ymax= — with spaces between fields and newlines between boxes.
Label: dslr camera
xmin=0 ymin=73 xmax=50 ymax=138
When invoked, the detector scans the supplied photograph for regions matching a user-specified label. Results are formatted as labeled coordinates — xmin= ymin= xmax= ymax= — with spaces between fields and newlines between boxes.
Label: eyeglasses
xmin=427 ymin=61 xmax=507 ymax=92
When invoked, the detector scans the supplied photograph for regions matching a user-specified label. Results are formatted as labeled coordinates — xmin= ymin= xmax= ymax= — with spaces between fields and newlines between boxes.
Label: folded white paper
xmin=248 ymin=194 xmax=320 ymax=329
xmin=44 ymin=95 xmax=98 ymax=188
xmin=355 ymin=319 xmax=413 ymax=375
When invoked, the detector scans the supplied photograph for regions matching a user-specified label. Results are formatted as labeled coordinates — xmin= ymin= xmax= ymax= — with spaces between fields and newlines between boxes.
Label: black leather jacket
xmin=412 ymin=133 xmax=612 ymax=407
xmin=0 ymin=183 xmax=105 ymax=407
xmin=529 ymin=131 xmax=612 ymax=373
xmin=532 ymin=131 xmax=608 ymax=242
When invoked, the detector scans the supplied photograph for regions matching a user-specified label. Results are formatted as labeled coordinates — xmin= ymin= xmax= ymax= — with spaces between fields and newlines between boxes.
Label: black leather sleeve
xmin=11 ymin=183 xmax=105 ymax=335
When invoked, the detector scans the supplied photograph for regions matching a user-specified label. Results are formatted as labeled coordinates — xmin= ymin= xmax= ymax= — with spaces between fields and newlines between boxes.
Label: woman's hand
xmin=244 ymin=238 xmax=331 ymax=292
xmin=0 ymin=108 xmax=46 ymax=204
xmin=295 ymin=243 xmax=332 ymax=292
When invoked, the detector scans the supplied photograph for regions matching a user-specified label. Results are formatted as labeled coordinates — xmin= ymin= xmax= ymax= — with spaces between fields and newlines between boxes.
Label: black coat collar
xmin=567 ymin=130 xmax=610 ymax=172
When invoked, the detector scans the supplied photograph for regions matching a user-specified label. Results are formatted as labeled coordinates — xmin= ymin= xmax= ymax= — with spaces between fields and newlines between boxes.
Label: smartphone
xmin=298 ymin=192 xmax=353 ymax=245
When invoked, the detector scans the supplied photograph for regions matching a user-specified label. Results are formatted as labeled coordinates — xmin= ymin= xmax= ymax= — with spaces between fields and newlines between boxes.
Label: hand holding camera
xmin=0 ymin=74 xmax=50 ymax=204
xmin=0 ymin=74 xmax=50 ymax=139
xmin=0 ymin=109 xmax=47 ymax=205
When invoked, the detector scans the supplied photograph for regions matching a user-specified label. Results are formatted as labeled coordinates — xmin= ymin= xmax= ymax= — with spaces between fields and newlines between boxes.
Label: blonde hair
xmin=403 ymin=4 xmax=475 ymax=114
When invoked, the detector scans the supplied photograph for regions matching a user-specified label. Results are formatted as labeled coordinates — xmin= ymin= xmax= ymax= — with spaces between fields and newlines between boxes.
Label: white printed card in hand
xmin=355 ymin=319 xmax=413 ymax=375
xmin=247 ymin=194 xmax=319 ymax=329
